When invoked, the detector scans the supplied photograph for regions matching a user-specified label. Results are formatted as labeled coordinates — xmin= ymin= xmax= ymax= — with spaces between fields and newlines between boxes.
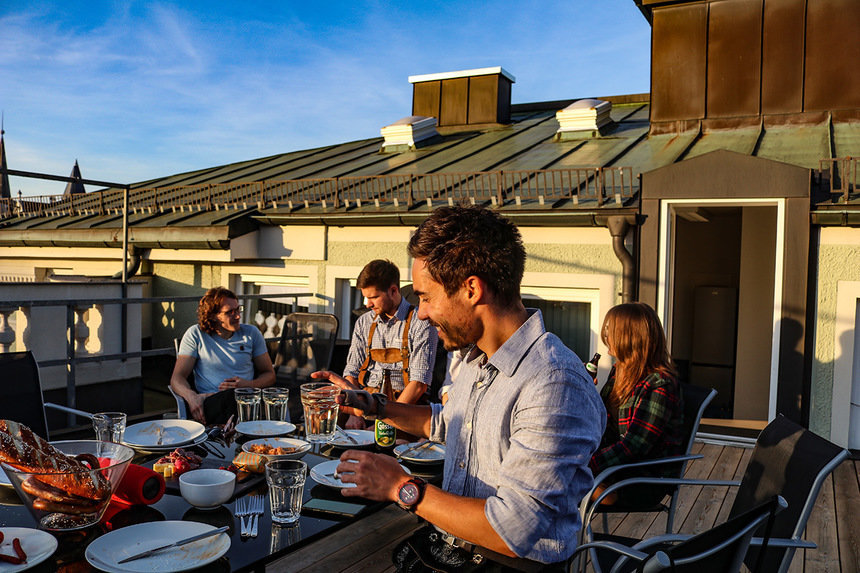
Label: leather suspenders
xmin=357 ymin=305 xmax=415 ymax=394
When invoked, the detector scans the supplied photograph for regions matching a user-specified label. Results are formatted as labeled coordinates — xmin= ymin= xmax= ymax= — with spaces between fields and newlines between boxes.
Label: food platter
xmin=241 ymin=437 xmax=311 ymax=461
xmin=122 ymin=420 xmax=205 ymax=448
xmin=235 ymin=420 xmax=296 ymax=437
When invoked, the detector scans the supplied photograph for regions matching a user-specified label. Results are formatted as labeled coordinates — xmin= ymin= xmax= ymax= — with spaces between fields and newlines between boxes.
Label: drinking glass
xmin=92 ymin=412 xmax=127 ymax=443
xmin=262 ymin=387 xmax=290 ymax=422
xmin=299 ymin=383 xmax=340 ymax=443
xmin=234 ymin=388 xmax=261 ymax=423
xmin=270 ymin=521 xmax=302 ymax=553
xmin=266 ymin=460 xmax=307 ymax=524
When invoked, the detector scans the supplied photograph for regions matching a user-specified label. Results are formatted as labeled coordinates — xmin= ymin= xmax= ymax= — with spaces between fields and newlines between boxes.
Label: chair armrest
xmin=570 ymin=540 xmax=650 ymax=562
xmin=580 ymin=455 xmax=704 ymax=519
xmin=44 ymin=402 xmax=94 ymax=421
xmin=749 ymin=537 xmax=817 ymax=550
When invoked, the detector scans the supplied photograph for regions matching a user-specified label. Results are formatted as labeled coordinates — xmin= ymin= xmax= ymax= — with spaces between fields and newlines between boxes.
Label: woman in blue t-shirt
xmin=170 ymin=287 xmax=275 ymax=424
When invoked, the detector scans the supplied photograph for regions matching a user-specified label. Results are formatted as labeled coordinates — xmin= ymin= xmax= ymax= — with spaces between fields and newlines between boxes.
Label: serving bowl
xmin=179 ymin=468 xmax=236 ymax=509
xmin=241 ymin=437 xmax=312 ymax=462
xmin=3 ymin=440 xmax=134 ymax=531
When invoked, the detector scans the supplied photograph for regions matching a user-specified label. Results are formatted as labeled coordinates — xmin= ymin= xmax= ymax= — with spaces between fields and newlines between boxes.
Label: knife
xmin=395 ymin=440 xmax=434 ymax=460
xmin=116 ymin=526 xmax=230 ymax=564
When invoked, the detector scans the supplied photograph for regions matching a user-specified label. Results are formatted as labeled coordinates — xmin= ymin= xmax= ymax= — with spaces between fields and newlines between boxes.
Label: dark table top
xmin=0 ymin=433 xmax=441 ymax=572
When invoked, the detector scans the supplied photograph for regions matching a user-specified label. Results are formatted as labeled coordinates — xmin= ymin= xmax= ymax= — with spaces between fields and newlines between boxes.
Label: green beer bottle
xmin=374 ymin=370 xmax=396 ymax=452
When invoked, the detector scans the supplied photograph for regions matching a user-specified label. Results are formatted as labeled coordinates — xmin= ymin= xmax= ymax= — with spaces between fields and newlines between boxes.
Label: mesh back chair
xmin=272 ymin=312 xmax=339 ymax=389
xmin=572 ymin=496 xmax=785 ymax=573
xmin=581 ymin=415 xmax=848 ymax=573
xmin=0 ymin=351 xmax=93 ymax=438
xmin=581 ymin=384 xmax=717 ymax=541
xmin=169 ymin=338 xmax=191 ymax=419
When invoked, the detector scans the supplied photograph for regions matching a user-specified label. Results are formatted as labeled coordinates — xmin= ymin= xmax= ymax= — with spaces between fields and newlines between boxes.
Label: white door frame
xmin=831 ymin=280 xmax=860 ymax=448
xmin=657 ymin=198 xmax=786 ymax=421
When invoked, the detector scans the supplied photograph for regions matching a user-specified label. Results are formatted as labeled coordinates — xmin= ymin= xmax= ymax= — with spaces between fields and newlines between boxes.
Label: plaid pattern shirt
xmin=589 ymin=367 xmax=684 ymax=476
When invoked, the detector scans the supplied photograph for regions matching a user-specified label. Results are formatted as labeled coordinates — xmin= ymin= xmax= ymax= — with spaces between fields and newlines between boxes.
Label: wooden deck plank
xmin=714 ymin=447 xmax=753 ymax=524
xmin=677 ymin=444 xmax=745 ymax=535
xmin=803 ymin=473 xmax=841 ymax=572
xmin=834 ymin=459 xmax=860 ymax=573
xmin=666 ymin=442 xmax=724 ymax=534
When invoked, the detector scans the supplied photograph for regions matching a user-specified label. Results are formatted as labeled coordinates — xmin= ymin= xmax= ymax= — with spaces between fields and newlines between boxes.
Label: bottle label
xmin=375 ymin=420 xmax=396 ymax=447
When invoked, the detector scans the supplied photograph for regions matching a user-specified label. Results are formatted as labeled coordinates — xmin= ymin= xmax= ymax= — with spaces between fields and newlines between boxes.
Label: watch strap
xmin=397 ymin=477 xmax=427 ymax=512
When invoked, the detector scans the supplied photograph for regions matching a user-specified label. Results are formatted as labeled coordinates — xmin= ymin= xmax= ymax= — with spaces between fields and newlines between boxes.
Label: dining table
xmin=0 ymin=425 xmax=443 ymax=572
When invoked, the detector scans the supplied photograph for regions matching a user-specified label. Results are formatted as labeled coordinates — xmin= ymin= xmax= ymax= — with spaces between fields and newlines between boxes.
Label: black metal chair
xmin=571 ymin=495 xmax=786 ymax=573
xmin=0 ymin=350 xmax=92 ymax=438
xmin=272 ymin=312 xmax=339 ymax=388
xmin=582 ymin=414 xmax=848 ymax=573
xmin=580 ymin=383 xmax=718 ymax=540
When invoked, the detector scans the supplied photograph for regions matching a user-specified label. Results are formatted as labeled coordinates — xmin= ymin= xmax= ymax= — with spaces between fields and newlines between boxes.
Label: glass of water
xmin=234 ymin=388 xmax=261 ymax=423
xmin=262 ymin=387 xmax=290 ymax=422
xmin=299 ymin=383 xmax=340 ymax=443
xmin=266 ymin=460 xmax=306 ymax=524
xmin=92 ymin=412 xmax=127 ymax=443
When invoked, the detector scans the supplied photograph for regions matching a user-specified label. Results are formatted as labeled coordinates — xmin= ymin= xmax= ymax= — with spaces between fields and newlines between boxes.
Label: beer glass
xmin=299 ymin=383 xmax=339 ymax=443
xmin=234 ymin=388 xmax=261 ymax=423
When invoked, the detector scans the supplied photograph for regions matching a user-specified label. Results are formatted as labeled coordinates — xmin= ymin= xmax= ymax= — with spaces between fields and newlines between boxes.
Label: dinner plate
xmin=0 ymin=527 xmax=58 ymax=572
xmin=129 ymin=432 xmax=208 ymax=453
xmin=85 ymin=520 xmax=230 ymax=573
xmin=235 ymin=420 xmax=296 ymax=437
xmin=310 ymin=459 xmax=411 ymax=489
xmin=242 ymin=437 xmax=311 ymax=461
xmin=328 ymin=429 xmax=375 ymax=447
xmin=123 ymin=420 xmax=206 ymax=448
xmin=394 ymin=441 xmax=446 ymax=464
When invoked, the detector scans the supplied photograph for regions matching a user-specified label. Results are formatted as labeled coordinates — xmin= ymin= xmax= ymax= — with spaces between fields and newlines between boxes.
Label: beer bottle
xmin=374 ymin=370 xmax=396 ymax=453
xmin=585 ymin=353 xmax=600 ymax=383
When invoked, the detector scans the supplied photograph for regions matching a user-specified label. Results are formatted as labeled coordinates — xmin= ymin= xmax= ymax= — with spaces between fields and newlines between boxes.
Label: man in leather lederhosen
xmin=342 ymin=259 xmax=438 ymax=429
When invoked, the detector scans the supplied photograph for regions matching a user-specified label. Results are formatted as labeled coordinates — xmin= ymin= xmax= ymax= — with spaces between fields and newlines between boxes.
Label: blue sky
xmin=1 ymin=1 xmax=651 ymax=196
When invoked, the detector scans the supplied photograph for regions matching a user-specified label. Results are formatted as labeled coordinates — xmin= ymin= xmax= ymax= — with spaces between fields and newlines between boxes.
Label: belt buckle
xmin=440 ymin=533 xmax=473 ymax=552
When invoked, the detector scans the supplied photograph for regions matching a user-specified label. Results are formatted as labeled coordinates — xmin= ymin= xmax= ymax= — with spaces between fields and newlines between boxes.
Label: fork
xmin=235 ymin=497 xmax=249 ymax=537
xmin=249 ymin=495 xmax=265 ymax=537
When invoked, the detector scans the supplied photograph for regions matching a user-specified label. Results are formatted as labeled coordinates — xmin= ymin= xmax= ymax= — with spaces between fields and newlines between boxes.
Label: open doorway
xmin=669 ymin=205 xmax=777 ymax=432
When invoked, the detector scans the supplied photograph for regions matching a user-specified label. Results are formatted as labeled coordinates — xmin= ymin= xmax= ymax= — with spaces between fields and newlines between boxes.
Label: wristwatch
xmin=396 ymin=477 xmax=427 ymax=512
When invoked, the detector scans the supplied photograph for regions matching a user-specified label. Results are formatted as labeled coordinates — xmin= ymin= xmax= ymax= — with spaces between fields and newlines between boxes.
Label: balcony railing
xmin=0 ymin=291 xmax=313 ymax=425
xmin=819 ymin=157 xmax=859 ymax=204
xmin=0 ymin=167 xmax=639 ymax=218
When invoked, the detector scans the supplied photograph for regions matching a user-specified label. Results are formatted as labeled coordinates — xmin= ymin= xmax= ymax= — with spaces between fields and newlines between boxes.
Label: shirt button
xmin=458 ymin=461 xmax=465 ymax=469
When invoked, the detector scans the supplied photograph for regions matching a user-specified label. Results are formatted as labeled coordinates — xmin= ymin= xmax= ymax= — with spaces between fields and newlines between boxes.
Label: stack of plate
xmin=122 ymin=420 xmax=207 ymax=452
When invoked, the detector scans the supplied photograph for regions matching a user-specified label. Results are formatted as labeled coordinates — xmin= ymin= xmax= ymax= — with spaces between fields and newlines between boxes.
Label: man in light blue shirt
xmin=315 ymin=207 xmax=605 ymax=569
xmin=171 ymin=287 xmax=275 ymax=424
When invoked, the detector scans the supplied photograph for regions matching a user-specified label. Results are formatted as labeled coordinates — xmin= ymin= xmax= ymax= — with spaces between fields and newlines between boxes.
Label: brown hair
xmin=356 ymin=259 xmax=399 ymax=291
xmin=198 ymin=287 xmax=238 ymax=335
xmin=601 ymin=302 xmax=676 ymax=413
xmin=407 ymin=206 xmax=525 ymax=307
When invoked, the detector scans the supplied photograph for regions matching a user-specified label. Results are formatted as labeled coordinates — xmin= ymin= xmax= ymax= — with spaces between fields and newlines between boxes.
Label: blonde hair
xmin=601 ymin=302 xmax=676 ymax=413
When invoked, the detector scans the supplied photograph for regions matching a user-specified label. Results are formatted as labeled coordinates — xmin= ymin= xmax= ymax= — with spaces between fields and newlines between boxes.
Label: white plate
xmin=329 ymin=429 xmax=375 ymax=447
xmin=310 ymin=459 xmax=410 ymax=489
xmin=394 ymin=441 xmax=446 ymax=463
xmin=235 ymin=420 xmax=296 ymax=437
xmin=129 ymin=432 xmax=208 ymax=453
xmin=0 ymin=527 xmax=58 ymax=572
xmin=242 ymin=437 xmax=311 ymax=461
xmin=0 ymin=467 xmax=10 ymax=488
xmin=123 ymin=420 xmax=205 ymax=448
xmin=85 ymin=520 xmax=230 ymax=573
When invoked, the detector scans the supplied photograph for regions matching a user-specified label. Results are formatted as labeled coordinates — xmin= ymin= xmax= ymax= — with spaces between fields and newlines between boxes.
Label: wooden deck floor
xmin=266 ymin=442 xmax=860 ymax=573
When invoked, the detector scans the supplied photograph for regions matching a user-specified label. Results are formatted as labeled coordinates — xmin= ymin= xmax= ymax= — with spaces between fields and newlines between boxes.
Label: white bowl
xmin=179 ymin=469 xmax=236 ymax=509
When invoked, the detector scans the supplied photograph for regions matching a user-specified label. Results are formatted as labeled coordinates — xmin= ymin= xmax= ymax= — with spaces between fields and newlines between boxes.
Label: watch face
xmin=398 ymin=482 xmax=420 ymax=505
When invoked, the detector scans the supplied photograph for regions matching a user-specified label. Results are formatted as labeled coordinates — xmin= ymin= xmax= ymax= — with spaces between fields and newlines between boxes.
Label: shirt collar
xmin=473 ymin=309 xmax=545 ymax=378
xmin=375 ymin=296 xmax=412 ymax=324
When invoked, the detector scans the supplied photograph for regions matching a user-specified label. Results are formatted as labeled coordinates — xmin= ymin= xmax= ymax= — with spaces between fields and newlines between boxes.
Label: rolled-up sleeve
xmin=484 ymin=369 xmax=604 ymax=560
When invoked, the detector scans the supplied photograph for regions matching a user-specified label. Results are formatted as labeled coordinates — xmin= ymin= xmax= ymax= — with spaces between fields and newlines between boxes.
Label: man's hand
xmin=344 ymin=414 xmax=367 ymax=430
xmin=311 ymin=370 xmax=360 ymax=390
xmin=335 ymin=450 xmax=409 ymax=502
xmin=218 ymin=376 xmax=249 ymax=390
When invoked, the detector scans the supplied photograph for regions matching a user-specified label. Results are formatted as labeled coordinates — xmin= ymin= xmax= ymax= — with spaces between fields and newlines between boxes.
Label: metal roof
xmin=1 ymin=96 xmax=859 ymax=246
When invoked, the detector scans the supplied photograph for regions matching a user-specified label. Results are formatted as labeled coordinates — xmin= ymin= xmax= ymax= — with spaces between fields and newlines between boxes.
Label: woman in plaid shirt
xmin=589 ymin=302 xmax=684 ymax=506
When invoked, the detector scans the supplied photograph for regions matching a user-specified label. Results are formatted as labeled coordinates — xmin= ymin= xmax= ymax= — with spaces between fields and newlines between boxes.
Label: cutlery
xmin=116 ymin=526 xmax=230 ymax=564
xmin=396 ymin=440 xmax=434 ymax=460
xmin=336 ymin=427 xmax=359 ymax=445
xmin=156 ymin=426 xmax=164 ymax=446
xmin=235 ymin=497 xmax=250 ymax=537
xmin=249 ymin=495 xmax=265 ymax=537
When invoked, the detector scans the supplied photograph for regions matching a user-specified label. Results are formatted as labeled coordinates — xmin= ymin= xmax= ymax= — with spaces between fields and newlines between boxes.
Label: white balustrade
xmin=74 ymin=306 xmax=90 ymax=355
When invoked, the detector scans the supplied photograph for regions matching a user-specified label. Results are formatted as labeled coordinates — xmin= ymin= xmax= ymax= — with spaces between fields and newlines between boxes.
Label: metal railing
xmin=819 ymin=157 xmax=859 ymax=203
xmin=0 ymin=167 xmax=639 ymax=218
xmin=0 ymin=292 xmax=312 ymax=425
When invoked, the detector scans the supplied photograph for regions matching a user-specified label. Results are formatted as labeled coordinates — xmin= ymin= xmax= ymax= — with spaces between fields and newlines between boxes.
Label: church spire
xmin=63 ymin=159 xmax=86 ymax=195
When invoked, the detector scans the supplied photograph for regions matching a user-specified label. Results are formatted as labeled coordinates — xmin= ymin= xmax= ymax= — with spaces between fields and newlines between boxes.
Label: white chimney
xmin=556 ymin=98 xmax=612 ymax=134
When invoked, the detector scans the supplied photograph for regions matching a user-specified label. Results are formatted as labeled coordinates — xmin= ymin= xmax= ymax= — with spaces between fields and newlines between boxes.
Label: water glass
xmin=266 ymin=460 xmax=306 ymax=524
xmin=92 ymin=412 xmax=127 ymax=443
xmin=270 ymin=522 xmax=302 ymax=553
xmin=263 ymin=387 xmax=290 ymax=422
xmin=299 ymin=383 xmax=340 ymax=443
xmin=234 ymin=388 xmax=261 ymax=423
